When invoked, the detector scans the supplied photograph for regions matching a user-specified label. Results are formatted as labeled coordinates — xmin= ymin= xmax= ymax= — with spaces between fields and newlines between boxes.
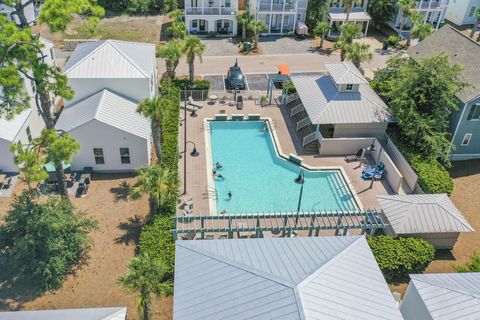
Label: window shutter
xmin=467 ymin=105 xmax=477 ymax=120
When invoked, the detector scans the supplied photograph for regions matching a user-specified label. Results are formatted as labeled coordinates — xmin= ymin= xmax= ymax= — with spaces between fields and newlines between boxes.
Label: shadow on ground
xmin=114 ymin=215 xmax=144 ymax=246
xmin=449 ymin=160 xmax=480 ymax=179
xmin=110 ymin=181 xmax=132 ymax=203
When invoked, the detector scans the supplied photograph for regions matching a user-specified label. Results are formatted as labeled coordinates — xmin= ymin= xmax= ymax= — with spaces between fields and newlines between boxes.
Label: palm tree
xmin=333 ymin=38 xmax=348 ymax=61
xmin=137 ymin=98 xmax=163 ymax=161
xmin=182 ymin=35 xmax=205 ymax=81
xmin=168 ymin=21 xmax=187 ymax=39
xmin=343 ymin=0 xmax=361 ymax=24
xmin=411 ymin=21 xmax=434 ymax=41
xmin=130 ymin=166 xmax=179 ymax=213
xmin=118 ymin=254 xmax=173 ymax=320
xmin=169 ymin=9 xmax=183 ymax=22
xmin=248 ymin=20 xmax=268 ymax=49
xmin=157 ymin=40 xmax=183 ymax=79
xmin=334 ymin=23 xmax=361 ymax=61
xmin=397 ymin=0 xmax=417 ymax=40
xmin=345 ymin=43 xmax=372 ymax=69
xmin=236 ymin=12 xmax=251 ymax=41
xmin=469 ymin=7 xmax=480 ymax=39
xmin=314 ymin=21 xmax=331 ymax=49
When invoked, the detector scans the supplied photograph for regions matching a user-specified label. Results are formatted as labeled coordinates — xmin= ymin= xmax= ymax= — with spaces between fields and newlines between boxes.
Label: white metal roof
xmin=377 ymin=194 xmax=474 ymax=234
xmin=409 ymin=273 xmax=480 ymax=320
xmin=63 ymin=40 xmax=155 ymax=79
xmin=0 ymin=108 xmax=31 ymax=142
xmin=55 ymin=89 xmax=151 ymax=140
xmin=0 ymin=307 xmax=127 ymax=320
xmin=326 ymin=62 xmax=368 ymax=85
xmin=290 ymin=73 xmax=391 ymax=124
xmin=174 ymin=236 xmax=403 ymax=320
xmin=328 ymin=11 xmax=371 ymax=21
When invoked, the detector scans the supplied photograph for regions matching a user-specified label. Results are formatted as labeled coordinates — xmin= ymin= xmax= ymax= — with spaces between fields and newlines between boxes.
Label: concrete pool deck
xmin=178 ymin=98 xmax=395 ymax=220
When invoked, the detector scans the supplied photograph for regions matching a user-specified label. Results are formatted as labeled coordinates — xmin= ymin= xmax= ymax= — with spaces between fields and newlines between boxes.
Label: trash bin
xmin=382 ymin=40 xmax=389 ymax=50
xmin=242 ymin=42 xmax=251 ymax=52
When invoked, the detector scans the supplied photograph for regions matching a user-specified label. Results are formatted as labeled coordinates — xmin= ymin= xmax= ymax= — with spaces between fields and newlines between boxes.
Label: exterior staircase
xmin=285 ymin=94 xmax=319 ymax=154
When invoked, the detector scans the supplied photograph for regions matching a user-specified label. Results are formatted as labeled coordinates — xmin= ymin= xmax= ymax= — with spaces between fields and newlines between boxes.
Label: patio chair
xmin=205 ymin=235 xmax=214 ymax=240
xmin=184 ymin=197 xmax=193 ymax=210
xmin=188 ymin=96 xmax=203 ymax=109
xmin=236 ymin=95 xmax=244 ymax=110
xmin=1 ymin=177 xmax=11 ymax=190
xmin=183 ymin=207 xmax=194 ymax=217
xmin=218 ymin=235 xmax=228 ymax=240
xmin=345 ymin=149 xmax=363 ymax=163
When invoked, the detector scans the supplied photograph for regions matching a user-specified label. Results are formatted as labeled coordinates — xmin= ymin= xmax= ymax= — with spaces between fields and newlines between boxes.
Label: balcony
xmin=417 ymin=0 xmax=444 ymax=9
xmin=257 ymin=1 xmax=297 ymax=12
xmin=185 ymin=6 xmax=237 ymax=15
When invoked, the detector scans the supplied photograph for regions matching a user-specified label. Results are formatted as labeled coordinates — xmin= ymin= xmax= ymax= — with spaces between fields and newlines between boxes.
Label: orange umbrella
xmin=278 ymin=64 xmax=291 ymax=76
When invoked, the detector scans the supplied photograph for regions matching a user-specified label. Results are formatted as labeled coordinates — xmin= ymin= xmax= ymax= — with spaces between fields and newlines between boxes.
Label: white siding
xmin=446 ymin=0 xmax=479 ymax=25
xmin=0 ymin=139 xmax=16 ymax=172
xmin=400 ymin=282 xmax=433 ymax=320
xmin=68 ymin=120 xmax=150 ymax=172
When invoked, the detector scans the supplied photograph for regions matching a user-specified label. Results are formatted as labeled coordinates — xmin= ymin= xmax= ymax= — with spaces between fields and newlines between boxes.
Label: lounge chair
xmin=1 ymin=177 xmax=11 ymax=190
xmin=218 ymin=235 xmax=228 ymax=239
xmin=205 ymin=235 xmax=214 ymax=240
xmin=188 ymin=96 xmax=203 ymax=109
xmin=183 ymin=207 xmax=193 ymax=216
xmin=236 ymin=95 xmax=244 ymax=110
xmin=345 ymin=149 xmax=363 ymax=162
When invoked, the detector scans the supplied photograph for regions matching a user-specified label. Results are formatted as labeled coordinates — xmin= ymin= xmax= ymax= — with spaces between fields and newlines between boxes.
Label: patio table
xmin=209 ymin=94 xmax=218 ymax=104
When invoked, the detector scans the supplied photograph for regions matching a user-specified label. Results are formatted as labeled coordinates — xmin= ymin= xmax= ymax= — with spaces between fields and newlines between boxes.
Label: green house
xmin=408 ymin=25 xmax=480 ymax=161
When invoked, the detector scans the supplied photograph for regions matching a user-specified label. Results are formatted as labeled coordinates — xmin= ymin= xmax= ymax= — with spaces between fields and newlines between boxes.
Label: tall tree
xmin=345 ymin=42 xmax=372 ymax=69
xmin=411 ymin=19 xmax=434 ymax=41
xmin=334 ymin=23 xmax=361 ymax=61
xmin=119 ymin=254 xmax=173 ymax=320
xmin=366 ymin=0 xmax=395 ymax=28
xmin=248 ymin=20 xmax=268 ymax=49
xmin=343 ymin=0 xmax=361 ymax=24
xmin=236 ymin=12 xmax=251 ymax=41
xmin=0 ymin=1 xmax=104 ymax=197
xmin=397 ymin=0 xmax=417 ymax=39
xmin=182 ymin=35 xmax=205 ymax=81
xmin=469 ymin=7 xmax=480 ymax=39
xmin=168 ymin=21 xmax=187 ymax=39
xmin=305 ymin=0 xmax=329 ymax=30
xmin=130 ymin=165 xmax=178 ymax=213
xmin=0 ymin=191 xmax=97 ymax=291
xmin=157 ymin=39 xmax=183 ymax=79
xmin=314 ymin=21 xmax=331 ymax=49
xmin=137 ymin=97 xmax=164 ymax=161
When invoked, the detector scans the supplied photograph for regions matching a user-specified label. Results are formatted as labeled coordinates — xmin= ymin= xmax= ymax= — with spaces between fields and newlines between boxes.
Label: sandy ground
xmin=0 ymin=174 xmax=173 ymax=320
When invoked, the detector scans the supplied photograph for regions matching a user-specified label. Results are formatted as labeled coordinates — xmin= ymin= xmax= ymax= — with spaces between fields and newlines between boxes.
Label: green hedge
xmin=171 ymin=79 xmax=211 ymax=91
xmin=409 ymin=154 xmax=454 ymax=195
xmin=139 ymin=216 xmax=175 ymax=273
xmin=367 ymin=235 xmax=435 ymax=283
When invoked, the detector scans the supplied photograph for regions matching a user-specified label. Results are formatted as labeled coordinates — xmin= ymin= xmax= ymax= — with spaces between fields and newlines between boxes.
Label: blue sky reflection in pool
xmin=210 ymin=121 xmax=359 ymax=214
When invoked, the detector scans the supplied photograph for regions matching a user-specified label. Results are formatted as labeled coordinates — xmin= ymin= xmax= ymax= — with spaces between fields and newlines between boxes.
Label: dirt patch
xmin=0 ymin=174 xmax=172 ymax=320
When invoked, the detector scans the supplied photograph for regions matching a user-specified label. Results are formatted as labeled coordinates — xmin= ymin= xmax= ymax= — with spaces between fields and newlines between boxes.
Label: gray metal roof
xmin=377 ymin=194 xmax=474 ymax=234
xmin=63 ymin=40 xmax=155 ymax=79
xmin=56 ymin=89 xmax=151 ymax=140
xmin=325 ymin=62 xmax=368 ymax=85
xmin=407 ymin=25 xmax=480 ymax=103
xmin=0 ymin=307 xmax=127 ymax=320
xmin=408 ymin=273 xmax=480 ymax=320
xmin=290 ymin=73 xmax=392 ymax=124
xmin=174 ymin=236 xmax=403 ymax=320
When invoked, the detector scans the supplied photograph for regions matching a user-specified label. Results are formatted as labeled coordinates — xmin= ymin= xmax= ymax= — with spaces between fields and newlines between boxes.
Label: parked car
xmin=226 ymin=60 xmax=246 ymax=90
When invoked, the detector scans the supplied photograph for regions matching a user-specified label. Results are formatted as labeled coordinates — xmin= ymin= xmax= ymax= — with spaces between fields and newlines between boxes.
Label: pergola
xmin=173 ymin=210 xmax=389 ymax=239
xmin=327 ymin=11 xmax=371 ymax=38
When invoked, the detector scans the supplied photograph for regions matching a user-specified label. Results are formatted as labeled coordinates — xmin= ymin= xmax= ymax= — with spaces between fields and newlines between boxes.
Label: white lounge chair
xmin=188 ymin=96 xmax=203 ymax=109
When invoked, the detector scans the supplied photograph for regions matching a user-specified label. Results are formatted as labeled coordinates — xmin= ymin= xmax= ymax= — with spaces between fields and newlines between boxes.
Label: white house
xmin=400 ymin=273 xmax=480 ymax=320
xmin=56 ymin=89 xmax=151 ymax=172
xmin=388 ymin=0 xmax=449 ymax=37
xmin=1 ymin=307 xmax=127 ymax=320
xmin=325 ymin=0 xmax=371 ymax=38
xmin=174 ymin=236 xmax=404 ymax=320
xmin=58 ymin=39 xmax=156 ymax=172
xmin=0 ymin=37 xmax=56 ymax=173
xmin=63 ymin=40 xmax=157 ymax=106
xmin=185 ymin=0 xmax=238 ymax=35
xmin=0 ymin=0 xmax=36 ymax=26
xmin=248 ymin=0 xmax=308 ymax=35
xmin=446 ymin=0 xmax=479 ymax=26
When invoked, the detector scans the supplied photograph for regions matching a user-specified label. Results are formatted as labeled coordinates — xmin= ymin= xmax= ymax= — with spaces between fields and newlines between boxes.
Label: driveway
xmin=258 ymin=36 xmax=316 ymax=55
xmin=201 ymin=38 xmax=240 ymax=56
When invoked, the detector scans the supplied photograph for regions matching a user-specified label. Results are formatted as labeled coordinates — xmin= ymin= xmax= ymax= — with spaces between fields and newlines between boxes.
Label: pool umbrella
xmin=278 ymin=64 xmax=291 ymax=76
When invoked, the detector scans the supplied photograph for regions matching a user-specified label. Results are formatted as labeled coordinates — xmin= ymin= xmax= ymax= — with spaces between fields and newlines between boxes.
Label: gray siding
xmin=333 ymin=123 xmax=387 ymax=138
xmin=451 ymin=96 xmax=480 ymax=160
xmin=398 ymin=233 xmax=460 ymax=250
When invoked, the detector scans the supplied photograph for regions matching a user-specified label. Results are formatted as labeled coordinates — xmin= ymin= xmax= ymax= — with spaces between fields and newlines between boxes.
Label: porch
xmin=326 ymin=11 xmax=371 ymax=39
xmin=187 ymin=17 xmax=237 ymax=36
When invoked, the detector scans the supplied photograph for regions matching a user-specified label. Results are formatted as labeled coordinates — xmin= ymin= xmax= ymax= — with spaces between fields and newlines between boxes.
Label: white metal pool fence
xmin=180 ymin=89 xmax=282 ymax=104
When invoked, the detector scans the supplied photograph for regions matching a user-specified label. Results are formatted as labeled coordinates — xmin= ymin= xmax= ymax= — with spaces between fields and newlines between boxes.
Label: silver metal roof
xmin=290 ymin=73 xmax=391 ymax=124
xmin=377 ymin=194 xmax=474 ymax=234
xmin=174 ymin=236 xmax=403 ymax=320
xmin=326 ymin=62 xmax=368 ymax=85
xmin=56 ymin=89 xmax=151 ymax=140
xmin=328 ymin=11 xmax=371 ymax=22
xmin=408 ymin=273 xmax=480 ymax=320
xmin=0 ymin=307 xmax=127 ymax=320
xmin=63 ymin=40 xmax=155 ymax=79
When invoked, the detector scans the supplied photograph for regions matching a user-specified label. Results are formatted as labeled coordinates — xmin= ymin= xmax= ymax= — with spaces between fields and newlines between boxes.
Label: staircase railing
xmin=290 ymin=103 xmax=304 ymax=117
xmin=303 ymin=131 xmax=319 ymax=146
xmin=285 ymin=92 xmax=299 ymax=104
xmin=296 ymin=116 xmax=311 ymax=131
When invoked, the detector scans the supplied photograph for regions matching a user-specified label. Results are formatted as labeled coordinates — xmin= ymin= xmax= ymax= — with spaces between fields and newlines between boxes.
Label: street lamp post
xmin=183 ymin=79 xmax=196 ymax=195
xmin=294 ymin=170 xmax=305 ymax=226
xmin=186 ymin=140 xmax=199 ymax=156
xmin=368 ymin=138 xmax=383 ymax=189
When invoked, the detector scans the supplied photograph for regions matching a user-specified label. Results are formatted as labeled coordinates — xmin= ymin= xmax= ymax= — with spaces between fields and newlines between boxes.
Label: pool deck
xmin=178 ymin=99 xmax=395 ymax=221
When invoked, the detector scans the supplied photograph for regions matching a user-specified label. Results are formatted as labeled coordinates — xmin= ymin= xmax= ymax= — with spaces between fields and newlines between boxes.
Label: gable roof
xmin=409 ymin=273 xmax=480 ymax=320
xmin=63 ymin=40 xmax=155 ymax=79
xmin=291 ymin=73 xmax=392 ymax=124
xmin=0 ymin=307 xmax=127 ymax=320
xmin=0 ymin=108 xmax=31 ymax=142
xmin=377 ymin=194 xmax=474 ymax=234
xmin=55 ymin=89 xmax=150 ymax=140
xmin=407 ymin=25 xmax=480 ymax=103
xmin=174 ymin=236 xmax=403 ymax=320
xmin=326 ymin=62 xmax=368 ymax=85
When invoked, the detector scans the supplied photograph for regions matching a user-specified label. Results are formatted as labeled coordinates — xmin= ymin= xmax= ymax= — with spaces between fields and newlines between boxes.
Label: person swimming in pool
xmin=262 ymin=124 xmax=269 ymax=132
xmin=216 ymin=162 xmax=223 ymax=169
xmin=213 ymin=170 xmax=224 ymax=180
xmin=227 ymin=191 xmax=232 ymax=198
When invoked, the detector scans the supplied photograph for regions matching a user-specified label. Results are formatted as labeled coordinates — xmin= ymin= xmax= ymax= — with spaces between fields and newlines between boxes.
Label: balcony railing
xmin=257 ymin=1 xmax=297 ymax=11
xmin=417 ymin=0 xmax=444 ymax=9
xmin=185 ymin=6 xmax=237 ymax=15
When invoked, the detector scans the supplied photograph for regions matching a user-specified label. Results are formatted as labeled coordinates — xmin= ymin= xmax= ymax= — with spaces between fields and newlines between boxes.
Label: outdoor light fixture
xmin=186 ymin=140 xmax=199 ymax=157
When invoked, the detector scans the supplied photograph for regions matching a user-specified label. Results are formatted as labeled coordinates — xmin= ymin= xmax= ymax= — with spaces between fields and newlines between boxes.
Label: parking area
xmin=204 ymin=72 xmax=324 ymax=91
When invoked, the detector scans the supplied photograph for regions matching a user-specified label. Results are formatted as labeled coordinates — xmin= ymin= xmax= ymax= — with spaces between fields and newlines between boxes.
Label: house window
xmin=462 ymin=134 xmax=472 ymax=146
xmin=192 ymin=20 xmax=198 ymax=28
xmin=469 ymin=6 xmax=477 ymax=17
xmin=225 ymin=0 xmax=231 ymax=7
xmin=93 ymin=148 xmax=105 ymax=164
xmin=26 ymin=126 xmax=32 ymax=143
xmin=346 ymin=84 xmax=353 ymax=91
xmin=470 ymin=104 xmax=480 ymax=120
xmin=120 ymin=148 xmax=131 ymax=164
xmin=297 ymin=13 xmax=301 ymax=20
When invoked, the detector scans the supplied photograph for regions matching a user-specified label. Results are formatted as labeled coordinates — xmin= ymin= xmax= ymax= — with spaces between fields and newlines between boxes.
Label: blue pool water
xmin=210 ymin=121 xmax=360 ymax=214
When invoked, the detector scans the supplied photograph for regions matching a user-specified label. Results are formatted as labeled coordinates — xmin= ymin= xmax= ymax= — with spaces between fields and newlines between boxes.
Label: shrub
xmin=139 ymin=216 xmax=175 ymax=273
xmin=454 ymin=252 xmax=480 ymax=272
xmin=386 ymin=35 xmax=399 ymax=47
xmin=367 ymin=235 xmax=435 ymax=283
xmin=409 ymin=155 xmax=454 ymax=195
xmin=171 ymin=79 xmax=210 ymax=91
xmin=283 ymin=81 xmax=296 ymax=94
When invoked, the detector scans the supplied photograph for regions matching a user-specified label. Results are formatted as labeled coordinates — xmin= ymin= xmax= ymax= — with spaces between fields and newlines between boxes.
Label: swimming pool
xmin=209 ymin=120 xmax=360 ymax=214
